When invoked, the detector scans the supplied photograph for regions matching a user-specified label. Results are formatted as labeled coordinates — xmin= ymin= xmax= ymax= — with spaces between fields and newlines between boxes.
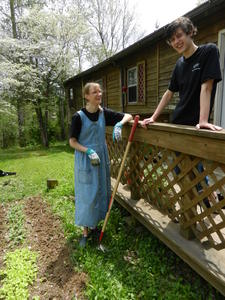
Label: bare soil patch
xmin=23 ymin=196 xmax=87 ymax=300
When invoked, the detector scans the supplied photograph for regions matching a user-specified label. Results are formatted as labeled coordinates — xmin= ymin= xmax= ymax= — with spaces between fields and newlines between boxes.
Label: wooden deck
xmin=112 ymin=178 xmax=225 ymax=296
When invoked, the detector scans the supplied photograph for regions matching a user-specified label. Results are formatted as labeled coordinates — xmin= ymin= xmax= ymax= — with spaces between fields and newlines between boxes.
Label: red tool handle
xmin=128 ymin=115 xmax=140 ymax=142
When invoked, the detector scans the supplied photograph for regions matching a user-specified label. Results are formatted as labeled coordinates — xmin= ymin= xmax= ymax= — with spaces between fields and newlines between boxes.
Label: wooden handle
xmin=128 ymin=115 xmax=140 ymax=142
xmin=99 ymin=115 xmax=140 ymax=243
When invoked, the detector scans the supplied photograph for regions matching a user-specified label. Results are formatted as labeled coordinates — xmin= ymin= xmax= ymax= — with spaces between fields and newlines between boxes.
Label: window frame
xmin=125 ymin=61 xmax=146 ymax=106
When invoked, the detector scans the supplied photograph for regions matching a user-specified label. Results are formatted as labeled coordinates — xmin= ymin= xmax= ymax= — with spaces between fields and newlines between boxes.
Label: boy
xmin=141 ymin=17 xmax=223 ymax=208
xmin=142 ymin=16 xmax=222 ymax=130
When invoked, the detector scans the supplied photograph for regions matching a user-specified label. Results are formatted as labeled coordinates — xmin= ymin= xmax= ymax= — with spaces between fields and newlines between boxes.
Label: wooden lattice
xmin=137 ymin=62 xmax=145 ymax=103
xmin=106 ymin=129 xmax=225 ymax=250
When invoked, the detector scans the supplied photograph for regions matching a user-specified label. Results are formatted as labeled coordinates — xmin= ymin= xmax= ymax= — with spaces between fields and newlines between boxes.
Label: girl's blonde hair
xmin=83 ymin=82 xmax=101 ymax=99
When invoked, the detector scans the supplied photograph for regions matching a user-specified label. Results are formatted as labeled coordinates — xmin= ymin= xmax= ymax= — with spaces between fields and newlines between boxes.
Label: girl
xmin=69 ymin=82 xmax=132 ymax=247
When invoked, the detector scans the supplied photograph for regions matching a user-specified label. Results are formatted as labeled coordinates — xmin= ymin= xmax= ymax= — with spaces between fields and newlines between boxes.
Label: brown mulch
xmin=23 ymin=196 xmax=87 ymax=300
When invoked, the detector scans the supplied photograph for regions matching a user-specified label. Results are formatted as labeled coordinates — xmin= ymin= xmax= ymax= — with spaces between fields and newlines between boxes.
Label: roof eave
xmin=64 ymin=0 xmax=225 ymax=87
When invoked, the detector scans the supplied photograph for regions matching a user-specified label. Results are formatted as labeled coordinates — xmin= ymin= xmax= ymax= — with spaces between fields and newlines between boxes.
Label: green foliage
xmin=7 ymin=203 xmax=26 ymax=246
xmin=0 ymin=0 xmax=144 ymax=148
xmin=0 ymin=145 xmax=222 ymax=299
xmin=0 ymin=248 xmax=38 ymax=300
xmin=0 ymin=100 xmax=18 ymax=148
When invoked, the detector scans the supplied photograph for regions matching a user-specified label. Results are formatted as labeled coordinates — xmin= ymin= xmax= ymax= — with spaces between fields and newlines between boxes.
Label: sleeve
xmin=69 ymin=112 xmax=82 ymax=139
xmin=168 ymin=64 xmax=179 ymax=92
xmin=201 ymin=44 xmax=222 ymax=84
xmin=103 ymin=108 xmax=124 ymax=126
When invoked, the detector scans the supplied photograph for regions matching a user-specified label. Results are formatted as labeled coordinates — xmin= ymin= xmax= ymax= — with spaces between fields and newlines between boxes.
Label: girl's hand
xmin=86 ymin=148 xmax=100 ymax=166
xmin=113 ymin=122 xmax=123 ymax=142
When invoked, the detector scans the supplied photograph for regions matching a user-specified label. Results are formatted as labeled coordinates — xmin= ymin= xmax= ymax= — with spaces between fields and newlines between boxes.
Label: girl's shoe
xmin=88 ymin=228 xmax=101 ymax=241
xmin=79 ymin=236 xmax=87 ymax=248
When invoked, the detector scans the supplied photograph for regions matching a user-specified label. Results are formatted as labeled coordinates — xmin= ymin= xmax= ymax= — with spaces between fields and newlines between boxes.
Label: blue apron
xmin=74 ymin=110 xmax=111 ymax=227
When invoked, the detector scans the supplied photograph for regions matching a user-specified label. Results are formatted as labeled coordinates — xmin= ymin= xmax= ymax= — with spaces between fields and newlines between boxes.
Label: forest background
xmin=0 ymin=0 xmax=146 ymax=148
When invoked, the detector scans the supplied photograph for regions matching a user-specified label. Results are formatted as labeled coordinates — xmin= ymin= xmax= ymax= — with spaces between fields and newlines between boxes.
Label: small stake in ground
xmin=47 ymin=179 xmax=58 ymax=189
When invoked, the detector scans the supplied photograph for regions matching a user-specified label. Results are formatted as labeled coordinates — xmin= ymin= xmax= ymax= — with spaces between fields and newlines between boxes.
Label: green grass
xmin=0 ymin=144 xmax=223 ymax=299
xmin=0 ymin=144 xmax=74 ymax=202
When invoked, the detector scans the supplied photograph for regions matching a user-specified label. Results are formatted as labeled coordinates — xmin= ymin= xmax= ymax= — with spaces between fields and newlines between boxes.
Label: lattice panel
xmin=137 ymin=62 xmax=145 ymax=103
xmin=106 ymin=134 xmax=225 ymax=250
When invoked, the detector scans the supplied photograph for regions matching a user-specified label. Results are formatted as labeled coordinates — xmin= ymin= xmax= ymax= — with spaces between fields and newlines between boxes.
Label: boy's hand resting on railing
xmin=196 ymin=122 xmax=223 ymax=131
xmin=140 ymin=116 xmax=155 ymax=129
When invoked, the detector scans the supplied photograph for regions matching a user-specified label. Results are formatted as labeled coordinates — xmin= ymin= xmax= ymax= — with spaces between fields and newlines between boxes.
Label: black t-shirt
xmin=70 ymin=107 xmax=124 ymax=139
xmin=168 ymin=43 xmax=222 ymax=125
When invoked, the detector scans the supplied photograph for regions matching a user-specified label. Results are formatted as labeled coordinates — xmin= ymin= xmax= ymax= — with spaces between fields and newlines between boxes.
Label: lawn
xmin=0 ymin=144 xmax=223 ymax=299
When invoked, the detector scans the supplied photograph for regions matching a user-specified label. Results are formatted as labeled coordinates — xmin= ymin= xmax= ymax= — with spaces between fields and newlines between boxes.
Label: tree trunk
xmin=10 ymin=0 xmax=26 ymax=147
xmin=35 ymin=102 xmax=49 ymax=147
xmin=9 ymin=0 xmax=17 ymax=38
xmin=59 ymin=96 xmax=66 ymax=140
xmin=17 ymin=100 xmax=26 ymax=147
xmin=44 ymin=107 xmax=49 ymax=147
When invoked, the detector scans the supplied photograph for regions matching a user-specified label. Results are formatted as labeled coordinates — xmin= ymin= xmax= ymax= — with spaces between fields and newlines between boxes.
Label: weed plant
xmin=0 ymin=248 xmax=38 ymax=299
xmin=7 ymin=203 xmax=26 ymax=246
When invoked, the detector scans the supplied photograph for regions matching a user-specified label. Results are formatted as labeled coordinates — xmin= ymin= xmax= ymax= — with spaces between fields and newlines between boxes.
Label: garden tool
xmin=0 ymin=170 xmax=16 ymax=177
xmin=99 ymin=115 xmax=140 ymax=246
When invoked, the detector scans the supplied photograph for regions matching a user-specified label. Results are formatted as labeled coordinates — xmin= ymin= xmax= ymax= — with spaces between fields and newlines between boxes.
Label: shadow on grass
xmin=0 ymin=143 xmax=73 ymax=161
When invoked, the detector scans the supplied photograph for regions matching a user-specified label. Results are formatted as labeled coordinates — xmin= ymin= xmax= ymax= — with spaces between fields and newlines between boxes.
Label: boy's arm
xmin=196 ymin=79 xmax=222 ymax=131
xmin=141 ymin=89 xmax=173 ymax=128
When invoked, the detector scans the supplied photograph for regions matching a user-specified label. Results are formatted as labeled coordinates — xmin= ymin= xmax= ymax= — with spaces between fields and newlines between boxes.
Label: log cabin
xmin=64 ymin=0 xmax=225 ymax=128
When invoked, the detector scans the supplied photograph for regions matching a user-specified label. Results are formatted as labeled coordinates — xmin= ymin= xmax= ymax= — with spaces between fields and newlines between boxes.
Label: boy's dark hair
xmin=166 ymin=17 xmax=197 ymax=44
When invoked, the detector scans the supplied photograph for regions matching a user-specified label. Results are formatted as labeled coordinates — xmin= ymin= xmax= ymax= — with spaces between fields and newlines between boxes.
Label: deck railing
xmin=106 ymin=123 xmax=225 ymax=250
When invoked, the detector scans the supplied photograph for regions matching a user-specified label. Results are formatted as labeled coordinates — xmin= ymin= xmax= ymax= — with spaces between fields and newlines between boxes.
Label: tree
xmin=0 ymin=6 xmax=85 ymax=146
xmin=0 ymin=0 xmax=144 ymax=147
xmin=0 ymin=98 xmax=18 ymax=148
xmin=0 ymin=0 xmax=45 ymax=146
xmin=78 ymin=0 xmax=144 ymax=62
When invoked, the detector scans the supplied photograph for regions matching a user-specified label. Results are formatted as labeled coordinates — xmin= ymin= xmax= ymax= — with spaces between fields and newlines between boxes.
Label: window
xmin=127 ymin=67 xmax=137 ymax=103
xmin=127 ymin=61 xmax=145 ymax=104
xmin=96 ymin=78 xmax=106 ymax=107
xmin=69 ymin=88 xmax=73 ymax=100
xmin=96 ymin=78 xmax=103 ymax=90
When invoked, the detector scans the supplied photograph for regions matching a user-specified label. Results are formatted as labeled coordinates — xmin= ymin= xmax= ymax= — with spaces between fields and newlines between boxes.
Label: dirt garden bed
xmin=0 ymin=196 xmax=87 ymax=300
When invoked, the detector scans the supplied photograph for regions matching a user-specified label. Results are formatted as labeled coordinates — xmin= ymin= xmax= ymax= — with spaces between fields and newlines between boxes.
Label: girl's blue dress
xmin=74 ymin=109 xmax=111 ymax=227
